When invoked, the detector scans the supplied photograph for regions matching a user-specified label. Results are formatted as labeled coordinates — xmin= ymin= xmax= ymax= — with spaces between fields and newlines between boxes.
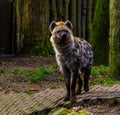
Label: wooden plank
xmin=0 ymin=85 xmax=119 ymax=115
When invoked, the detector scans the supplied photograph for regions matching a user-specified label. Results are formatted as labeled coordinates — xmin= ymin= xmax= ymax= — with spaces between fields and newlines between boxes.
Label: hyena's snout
xmin=57 ymin=30 xmax=68 ymax=40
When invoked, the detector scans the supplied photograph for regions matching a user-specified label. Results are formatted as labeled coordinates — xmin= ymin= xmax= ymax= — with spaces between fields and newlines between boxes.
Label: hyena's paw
xmin=70 ymin=93 xmax=76 ymax=102
xmin=84 ymin=85 xmax=89 ymax=92
xmin=63 ymin=95 xmax=70 ymax=101
xmin=70 ymin=95 xmax=76 ymax=102
xmin=76 ymin=89 xmax=81 ymax=95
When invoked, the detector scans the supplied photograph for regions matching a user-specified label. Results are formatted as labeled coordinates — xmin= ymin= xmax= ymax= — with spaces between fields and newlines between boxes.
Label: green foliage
xmin=24 ymin=90 xmax=32 ymax=95
xmin=14 ymin=90 xmax=21 ymax=93
xmin=10 ymin=78 xmax=20 ymax=82
xmin=0 ymin=69 xmax=5 ymax=75
xmin=58 ymin=109 xmax=92 ymax=115
xmin=50 ymin=84 xmax=57 ymax=89
xmin=90 ymin=65 xmax=120 ymax=86
xmin=12 ymin=67 xmax=53 ymax=83
xmin=91 ymin=65 xmax=108 ymax=75
xmin=90 ymin=0 xmax=109 ymax=65
xmin=27 ymin=67 xmax=53 ymax=83
xmin=52 ymin=63 xmax=58 ymax=69
xmin=56 ymin=77 xmax=64 ymax=81
xmin=90 ymin=76 xmax=120 ymax=86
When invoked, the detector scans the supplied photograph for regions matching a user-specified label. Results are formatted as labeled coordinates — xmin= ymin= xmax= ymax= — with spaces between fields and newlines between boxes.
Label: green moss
xmin=19 ymin=0 xmax=53 ymax=56
xmin=90 ymin=0 xmax=109 ymax=65
xmin=58 ymin=109 xmax=92 ymax=115
xmin=109 ymin=0 xmax=120 ymax=80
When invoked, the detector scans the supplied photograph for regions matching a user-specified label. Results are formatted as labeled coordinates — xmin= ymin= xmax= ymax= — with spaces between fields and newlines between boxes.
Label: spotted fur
xmin=49 ymin=20 xmax=93 ymax=101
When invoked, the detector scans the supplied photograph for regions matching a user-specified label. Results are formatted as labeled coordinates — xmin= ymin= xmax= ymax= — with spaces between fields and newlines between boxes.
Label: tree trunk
xmin=76 ymin=0 xmax=82 ymax=37
xmin=49 ymin=0 xmax=57 ymax=21
xmin=63 ymin=0 xmax=69 ymax=20
xmin=81 ymin=0 xmax=87 ymax=39
xmin=109 ymin=0 xmax=120 ymax=79
xmin=86 ymin=0 xmax=93 ymax=41
xmin=69 ymin=0 xmax=76 ymax=35
xmin=23 ymin=0 xmax=52 ymax=56
xmin=16 ymin=0 xmax=24 ymax=53
xmin=14 ymin=0 xmax=97 ymax=56
xmin=90 ymin=0 xmax=109 ymax=65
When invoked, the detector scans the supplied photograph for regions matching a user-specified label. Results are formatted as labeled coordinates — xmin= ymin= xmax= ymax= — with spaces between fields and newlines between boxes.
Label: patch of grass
xmin=50 ymin=84 xmax=57 ymax=89
xmin=90 ymin=77 xmax=104 ymax=85
xmin=10 ymin=78 xmax=20 ymax=82
xmin=12 ymin=67 xmax=53 ymax=83
xmin=52 ymin=63 xmax=58 ymax=69
xmin=12 ymin=69 xmax=31 ymax=76
xmin=14 ymin=90 xmax=21 ymax=93
xmin=91 ymin=65 xmax=108 ymax=75
xmin=90 ymin=65 xmax=119 ymax=86
xmin=24 ymin=90 xmax=32 ymax=95
xmin=28 ymin=67 xmax=53 ymax=83
xmin=56 ymin=77 xmax=64 ymax=81
xmin=103 ymin=77 xmax=120 ymax=86
xmin=90 ymin=76 xmax=120 ymax=86
xmin=0 ymin=69 xmax=5 ymax=75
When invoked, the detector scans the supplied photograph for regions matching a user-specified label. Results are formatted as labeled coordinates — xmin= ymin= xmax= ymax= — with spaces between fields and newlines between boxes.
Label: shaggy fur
xmin=49 ymin=21 xmax=93 ymax=101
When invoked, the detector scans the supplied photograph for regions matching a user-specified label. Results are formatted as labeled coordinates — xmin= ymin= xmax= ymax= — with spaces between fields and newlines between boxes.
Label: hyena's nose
xmin=57 ymin=30 xmax=68 ymax=39
xmin=61 ymin=32 xmax=67 ymax=39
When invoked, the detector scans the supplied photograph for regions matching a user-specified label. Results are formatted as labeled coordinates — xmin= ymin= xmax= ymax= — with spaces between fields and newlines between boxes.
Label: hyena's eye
xmin=56 ymin=30 xmax=68 ymax=39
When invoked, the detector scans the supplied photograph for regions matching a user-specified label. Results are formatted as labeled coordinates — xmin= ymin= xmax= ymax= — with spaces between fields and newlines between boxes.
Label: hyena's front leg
xmin=84 ymin=66 xmax=91 ymax=92
xmin=76 ymin=74 xmax=82 ymax=95
xmin=62 ymin=67 xmax=71 ymax=101
xmin=71 ymin=70 xmax=78 ymax=101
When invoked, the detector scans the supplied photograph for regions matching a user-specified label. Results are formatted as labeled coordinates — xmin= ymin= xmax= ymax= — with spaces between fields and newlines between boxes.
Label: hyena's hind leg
xmin=62 ymin=67 xmax=71 ymax=101
xmin=84 ymin=65 xmax=92 ymax=92
xmin=76 ymin=74 xmax=82 ymax=95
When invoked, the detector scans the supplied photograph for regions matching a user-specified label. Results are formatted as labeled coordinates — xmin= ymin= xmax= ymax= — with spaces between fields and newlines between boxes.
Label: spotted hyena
xmin=49 ymin=20 xmax=93 ymax=101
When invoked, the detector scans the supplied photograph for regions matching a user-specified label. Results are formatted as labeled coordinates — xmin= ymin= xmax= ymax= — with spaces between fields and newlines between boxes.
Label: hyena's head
xmin=49 ymin=20 xmax=74 ymax=45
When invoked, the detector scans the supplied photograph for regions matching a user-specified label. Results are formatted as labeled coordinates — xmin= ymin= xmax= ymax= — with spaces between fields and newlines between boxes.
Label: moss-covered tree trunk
xmin=109 ymin=0 xmax=120 ymax=79
xmin=22 ymin=0 xmax=52 ymax=56
xmin=90 ymin=0 xmax=109 ymax=65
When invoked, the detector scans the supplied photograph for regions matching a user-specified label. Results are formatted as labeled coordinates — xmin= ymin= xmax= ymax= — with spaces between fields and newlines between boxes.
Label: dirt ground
xmin=0 ymin=55 xmax=119 ymax=115
xmin=0 ymin=55 xmax=64 ymax=93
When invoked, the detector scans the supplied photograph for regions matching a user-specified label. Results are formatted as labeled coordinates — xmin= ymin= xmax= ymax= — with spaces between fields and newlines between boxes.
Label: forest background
xmin=2 ymin=0 xmax=120 ymax=79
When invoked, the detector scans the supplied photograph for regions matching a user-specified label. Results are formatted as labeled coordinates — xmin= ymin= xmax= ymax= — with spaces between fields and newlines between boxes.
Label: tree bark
xmin=16 ymin=0 xmax=24 ymax=53
xmin=69 ymin=0 xmax=76 ymax=35
xmin=109 ymin=0 xmax=120 ymax=79
xmin=81 ymin=0 xmax=87 ymax=39
xmin=76 ymin=0 xmax=82 ymax=37
xmin=90 ymin=0 xmax=109 ymax=65
xmin=49 ymin=0 xmax=57 ymax=21
xmin=23 ymin=0 xmax=52 ymax=56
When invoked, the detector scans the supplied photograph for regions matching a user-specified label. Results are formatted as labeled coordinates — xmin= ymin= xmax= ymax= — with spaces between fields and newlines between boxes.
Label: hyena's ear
xmin=49 ymin=21 xmax=56 ymax=32
xmin=65 ymin=20 xmax=73 ymax=30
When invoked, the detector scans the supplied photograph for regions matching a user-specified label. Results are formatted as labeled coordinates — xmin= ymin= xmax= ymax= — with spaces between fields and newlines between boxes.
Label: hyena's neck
xmin=54 ymin=42 xmax=75 ymax=56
